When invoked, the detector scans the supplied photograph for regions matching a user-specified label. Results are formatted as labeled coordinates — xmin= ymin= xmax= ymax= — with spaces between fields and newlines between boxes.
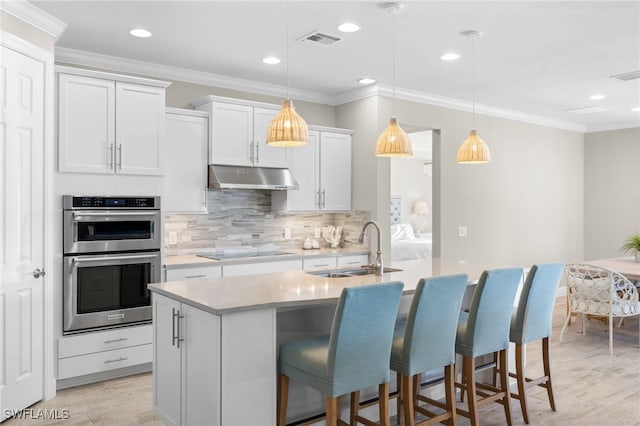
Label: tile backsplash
xmin=165 ymin=190 xmax=370 ymax=253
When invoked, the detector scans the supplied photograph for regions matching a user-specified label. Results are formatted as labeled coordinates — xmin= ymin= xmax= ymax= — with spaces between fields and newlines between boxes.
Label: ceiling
xmin=32 ymin=1 xmax=640 ymax=132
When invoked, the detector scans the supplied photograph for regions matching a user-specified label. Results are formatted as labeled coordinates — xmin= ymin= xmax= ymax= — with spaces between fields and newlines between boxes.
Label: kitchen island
xmin=148 ymin=258 xmax=510 ymax=426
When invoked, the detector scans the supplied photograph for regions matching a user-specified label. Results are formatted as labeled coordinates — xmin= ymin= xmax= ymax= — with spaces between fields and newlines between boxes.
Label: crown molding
xmin=338 ymin=85 xmax=586 ymax=133
xmin=584 ymin=120 xmax=640 ymax=133
xmin=1 ymin=0 xmax=67 ymax=39
xmin=54 ymin=47 xmax=335 ymax=105
xmin=56 ymin=47 xmax=591 ymax=133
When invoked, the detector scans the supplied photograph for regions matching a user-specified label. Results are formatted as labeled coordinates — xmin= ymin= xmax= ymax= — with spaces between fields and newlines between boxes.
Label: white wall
xmin=339 ymin=95 xmax=585 ymax=267
xmin=584 ymin=127 xmax=640 ymax=260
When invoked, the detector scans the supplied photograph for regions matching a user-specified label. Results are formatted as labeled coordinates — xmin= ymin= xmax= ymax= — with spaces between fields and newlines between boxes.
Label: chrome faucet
xmin=358 ymin=220 xmax=384 ymax=275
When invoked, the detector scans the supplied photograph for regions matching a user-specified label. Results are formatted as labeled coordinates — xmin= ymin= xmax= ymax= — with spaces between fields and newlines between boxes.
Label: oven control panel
xmin=65 ymin=196 xmax=160 ymax=209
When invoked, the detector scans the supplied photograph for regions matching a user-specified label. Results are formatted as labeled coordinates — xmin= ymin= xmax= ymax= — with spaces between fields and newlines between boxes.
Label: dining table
xmin=587 ymin=256 xmax=640 ymax=281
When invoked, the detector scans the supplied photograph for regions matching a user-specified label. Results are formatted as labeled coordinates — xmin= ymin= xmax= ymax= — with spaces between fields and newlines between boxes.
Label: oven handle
xmin=71 ymin=254 xmax=159 ymax=266
xmin=71 ymin=211 xmax=158 ymax=218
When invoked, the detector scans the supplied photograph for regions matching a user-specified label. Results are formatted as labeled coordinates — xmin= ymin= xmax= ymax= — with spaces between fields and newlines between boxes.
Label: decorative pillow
xmin=390 ymin=223 xmax=415 ymax=241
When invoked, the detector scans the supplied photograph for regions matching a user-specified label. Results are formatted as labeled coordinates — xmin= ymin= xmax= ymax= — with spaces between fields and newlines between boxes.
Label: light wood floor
xmin=5 ymin=298 xmax=640 ymax=426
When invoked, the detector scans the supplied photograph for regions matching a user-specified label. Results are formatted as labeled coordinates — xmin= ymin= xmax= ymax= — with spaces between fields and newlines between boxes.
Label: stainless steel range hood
xmin=208 ymin=165 xmax=299 ymax=190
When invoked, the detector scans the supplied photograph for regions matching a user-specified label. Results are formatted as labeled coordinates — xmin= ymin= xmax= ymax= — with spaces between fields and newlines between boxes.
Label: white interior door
xmin=0 ymin=45 xmax=45 ymax=421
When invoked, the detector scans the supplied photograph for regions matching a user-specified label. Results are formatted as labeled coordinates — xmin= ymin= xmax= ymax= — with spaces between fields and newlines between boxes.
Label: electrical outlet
xmin=458 ymin=226 xmax=468 ymax=237
xmin=284 ymin=227 xmax=291 ymax=240
xmin=314 ymin=228 xmax=321 ymax=238
xmin=168 ymin=231 xmax=178 ymax=245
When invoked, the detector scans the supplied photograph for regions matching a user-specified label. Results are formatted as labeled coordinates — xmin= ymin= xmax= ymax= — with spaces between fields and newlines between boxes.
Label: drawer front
xmin=58 ymin=344 xmax=152 ymax=379
xmin=303 ymin=256 xmax=337 ymax=271
xmin=337 ymin=254 xmax=369 ymax=267
xmin=58 ymin=324 xmax=152 ymax=359
xmin=223 ymin=259 xmax=302 ymax=277
xmin=166 ymin=265 xmax=222 ymax=281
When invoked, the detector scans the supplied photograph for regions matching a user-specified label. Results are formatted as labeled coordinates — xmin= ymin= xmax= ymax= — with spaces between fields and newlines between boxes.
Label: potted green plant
xmin=621 ymin=234 xmax=640 ymax=262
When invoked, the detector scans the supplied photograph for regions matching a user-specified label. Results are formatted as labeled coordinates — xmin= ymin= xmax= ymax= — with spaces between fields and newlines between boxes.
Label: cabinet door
xmin=152 ymin=294 xmax=182 ymax=426
xmin=320 ymin=132 xmax=352 ymax=211
xmin=303 ymin=256 xmax=337 ymax=271
xmin=165 ymin=112 xmax=208 ymax=212
xmin=182 ymin=304 xmax=221 ymax=426
xmin=337 ymin=254 xmax=369 ymax=268
xmin=253 ymin=107 xmax=288 ymax=168
xmin=222 ymin=259 xmax=302 ymax=277
xmin=210 ymin=102 xmax=253 ymax=166
xmin=165 ymin=265 xmax=222 ymax=282
xmin=285 ymin=130 xmax=319 ymax=211
xmin=58 ymin=74 xmax=115 ymax=174
xmin=116 ymin=82 xmax=165 ymax=175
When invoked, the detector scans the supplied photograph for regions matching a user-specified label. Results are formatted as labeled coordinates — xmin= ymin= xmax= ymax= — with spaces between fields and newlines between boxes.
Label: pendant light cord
xmin=286 ymin=0 xmax=290 ymax=100
xmin=472 ymin=35 xmax=476 ymax=129
xmin=392 ymin=9 xmax=396 ymax=116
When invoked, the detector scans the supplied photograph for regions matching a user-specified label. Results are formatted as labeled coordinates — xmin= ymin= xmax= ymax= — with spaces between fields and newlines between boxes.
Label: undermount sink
xmin=307 ymin=267 xmax=403 ymax=278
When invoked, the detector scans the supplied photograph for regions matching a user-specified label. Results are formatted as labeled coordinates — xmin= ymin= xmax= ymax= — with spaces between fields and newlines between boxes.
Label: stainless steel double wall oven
xmin=63 ymin=196 xmax=161 ymax=334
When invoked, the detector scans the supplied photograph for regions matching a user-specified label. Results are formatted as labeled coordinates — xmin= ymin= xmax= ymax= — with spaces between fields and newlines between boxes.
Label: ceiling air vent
xmin=564 ymin=105 xmax=609 ymax=114
xmin=298 ymin=31 xmax=342 ymax=46
xmin=610 ymin=70 xmax=640 ymax=81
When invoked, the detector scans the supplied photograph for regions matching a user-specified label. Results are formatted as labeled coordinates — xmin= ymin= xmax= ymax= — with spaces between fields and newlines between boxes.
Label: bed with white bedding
xmin=390 ymin=223 xmax=432 ymax=261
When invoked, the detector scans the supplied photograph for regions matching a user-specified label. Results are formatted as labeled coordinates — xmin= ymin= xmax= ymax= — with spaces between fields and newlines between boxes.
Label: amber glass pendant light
xmin=457 ymin=30 xmax=491 ymax=164
xmin=266 ymin=0 xmax=309 ymax=147
xmin=375 ymin=3 xmax=413 ymax=157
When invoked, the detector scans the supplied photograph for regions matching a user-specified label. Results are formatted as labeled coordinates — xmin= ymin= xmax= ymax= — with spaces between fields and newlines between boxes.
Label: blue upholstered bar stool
xmin=277 ymin=282 xmax=404 ymax=426
xmin=455 ymin=268 xmax=523 ymax=426
xmin=390 ymin=274 xmax=468 ymax=426
xmin=507 ymin=263 xmax=564 ymax=423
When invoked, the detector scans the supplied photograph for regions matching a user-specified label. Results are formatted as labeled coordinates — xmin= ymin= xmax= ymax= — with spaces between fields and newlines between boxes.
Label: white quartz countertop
xmin=163 ymin=247 xmax=369 ymax=269
xmin=149 ymin=258 xmax=514 ymax=315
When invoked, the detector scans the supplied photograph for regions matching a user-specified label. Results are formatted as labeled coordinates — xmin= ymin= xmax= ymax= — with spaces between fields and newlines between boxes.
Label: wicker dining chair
xmin=561 ymin=263 xmax=640 ymax=354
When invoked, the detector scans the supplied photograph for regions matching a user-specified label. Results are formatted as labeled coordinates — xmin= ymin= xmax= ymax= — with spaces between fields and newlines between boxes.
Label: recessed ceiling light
xmin=358 ymin=77 xmax=376 ymax=85
xmin=589 ymin=94 xmax=605 ymax=100
xmin=337 ymin=22 xmax=360 ymax=33
xmin=632 ymin=106 xmax=640 ymax=112
xmin=440 ymin=52 xmax=460 ymax=61
xmin=262 ymin=56 xmax=281 ymax=65
xmin=129 ymin=28 xmax=152 ymax=38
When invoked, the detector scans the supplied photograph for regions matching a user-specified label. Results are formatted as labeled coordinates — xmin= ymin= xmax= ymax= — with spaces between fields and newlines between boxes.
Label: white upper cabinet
xmin=274 ymin=127 xmax=352 ymax=212
xmin=165 ymin=108 xmax=209 ymax=213
xmin=193 ymin=96 xmax=287 ymax=168
xmin=57 ymin=66 xmax=169 ymax=175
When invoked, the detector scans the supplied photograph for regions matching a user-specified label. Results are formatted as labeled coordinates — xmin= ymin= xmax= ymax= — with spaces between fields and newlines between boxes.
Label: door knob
xmin=33 ymin=268 xmax=45 ymax=279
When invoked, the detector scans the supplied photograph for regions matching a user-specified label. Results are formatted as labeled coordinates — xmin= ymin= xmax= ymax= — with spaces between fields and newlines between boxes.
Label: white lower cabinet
xmin=153 ymin=293 xmax=276 ymax=425
xmin=337 ymin=254 xmax=369 ymax=267
xmin=222 ymin=259 xmax=302 ymax=277
xmin=57 ymin=324 xmax=152 ymax=380
xmin=153 ymin=294 xmax=221 ymax=426
xmin=165 ymin=264 xmax=222 ymax=282
xmin=302 ymin=256 xmax=337 ymax=271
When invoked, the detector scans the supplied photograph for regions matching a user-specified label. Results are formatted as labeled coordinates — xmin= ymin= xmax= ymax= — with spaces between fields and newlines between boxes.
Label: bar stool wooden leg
xmin=499 ymin=350 xmax=514 ymax=426
xmin=277 ymin=373 xmax=289 ymax=426
xmin=542 ymin=337 xmax=556 ymax=411
xmin=412 ymin=375 xmax=419 ymax=409
xmin=326 ymin=396 xmax=339 ymax=426
xmin=397 ymin=373 xmax=404 ymax=425
xmin=379 ymin=382 xmax=391 ymax=426
xmin=444 ymin=364 xmax=457 ymax=426
xmin=401 ymin=374 xmax=415 ymax=426
xmin=463 ymin=356 xmax=479 ymax=426
xmin=350 ymin=391 xmax=359 ymax=426
xmin=514 ymin=343 xmax=528 ymax=424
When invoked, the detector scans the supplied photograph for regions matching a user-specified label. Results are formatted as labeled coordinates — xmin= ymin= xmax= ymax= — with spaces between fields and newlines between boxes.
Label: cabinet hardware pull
xmin=117 ymin=143 xmax=123 ymax=169
xmin=317 ymin=190 xmax=321 ymax=207
xmin=108 ymin=142 xmax=114 ymax=169
xmin=322 ymin=189 xmax=326 ymax=208
xmin=256 ymin=141 xmax=259 ymax=163
xmin=185 ymin=274 xmax=206 ymax=279
xmin=172 ymin=308 xmax=178 ymax=347
xmin=316 ymin=264 xmax=329 ymax=267
xmin=104 ymin=357 xmax=128 ymax=364
xmin=176 ymin=311 xmax=185 ymax=349
xmin=203 ymin=188 xmax=207 ymax=207
xmin=249 ymin=141 xmax=254 ymax=163
xmin=104 ymin=337 xmax=128 ymax=344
